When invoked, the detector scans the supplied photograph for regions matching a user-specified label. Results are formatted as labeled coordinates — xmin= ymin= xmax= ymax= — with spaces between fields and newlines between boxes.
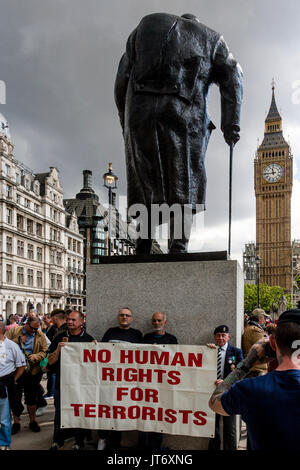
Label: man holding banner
xmin=97 ymin=307 xmax=143 ymax=450
xmin=48 ymin=310 xmax=94 ymax=450
xmin=143 ymin=312 xmax=178 ymax=346
xmin=208 ymin=325 xmax=243 ymax=451
xmin=138 ymin=311 xmax=178 ymax=450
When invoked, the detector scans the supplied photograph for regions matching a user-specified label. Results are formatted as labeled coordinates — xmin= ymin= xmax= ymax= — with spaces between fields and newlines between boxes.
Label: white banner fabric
xmin=60 ymin=343 xmax=217 ymax=437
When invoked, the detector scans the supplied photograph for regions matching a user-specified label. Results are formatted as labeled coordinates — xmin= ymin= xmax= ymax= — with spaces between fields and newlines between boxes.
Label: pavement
xmin=9 ymin=378 xmax=247 ymax=451
xmin=9 ymin=377 xmax=98 ymax=451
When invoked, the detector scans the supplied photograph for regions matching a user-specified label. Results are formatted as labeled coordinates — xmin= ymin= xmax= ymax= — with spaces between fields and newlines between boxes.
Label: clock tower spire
xmin=254 ymin=84 xmax=293 ymax=292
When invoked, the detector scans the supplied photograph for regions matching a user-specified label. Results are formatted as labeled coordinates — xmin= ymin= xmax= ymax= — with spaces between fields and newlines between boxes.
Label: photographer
xmin=208 ymin=307 xmax=300 ymax=450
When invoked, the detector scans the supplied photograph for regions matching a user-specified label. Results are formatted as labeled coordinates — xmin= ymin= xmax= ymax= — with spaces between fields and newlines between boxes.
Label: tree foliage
xmin=244 ymin=283 xmax=293 ymax=313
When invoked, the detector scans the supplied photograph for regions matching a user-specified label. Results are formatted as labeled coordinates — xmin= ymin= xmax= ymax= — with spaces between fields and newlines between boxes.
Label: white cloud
xmin=1 ymin=0 xmax=300 ymax=264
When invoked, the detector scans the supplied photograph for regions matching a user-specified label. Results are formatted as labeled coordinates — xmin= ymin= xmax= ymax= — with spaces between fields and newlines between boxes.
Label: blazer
xmin=223 ymin=343 xmax=244 ymax=379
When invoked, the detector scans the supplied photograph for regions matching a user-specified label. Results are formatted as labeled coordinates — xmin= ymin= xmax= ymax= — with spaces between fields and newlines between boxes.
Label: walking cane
xmin=228 ymin=143 xmax=234 ymax=258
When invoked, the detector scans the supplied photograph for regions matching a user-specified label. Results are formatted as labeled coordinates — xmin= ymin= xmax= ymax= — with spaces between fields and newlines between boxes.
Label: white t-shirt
xmin=0 ymin=337 xmax=26 ymax=377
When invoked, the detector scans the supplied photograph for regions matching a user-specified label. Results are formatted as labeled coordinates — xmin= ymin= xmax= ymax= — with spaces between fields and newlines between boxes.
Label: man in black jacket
xmin=48 ymin=310 xmax=94 ymax=450
xmin=139 ymin=312 xmax=178 ymax=449
xmin=97 ymin=307 xmax=142 ymax=450
xmin=143 ymin=312 xmax=177 ymax=345
xmin=115 ymin=12 xmax=243 ymax=253
xmin=43 ymin=309 xmax=68 ymax=400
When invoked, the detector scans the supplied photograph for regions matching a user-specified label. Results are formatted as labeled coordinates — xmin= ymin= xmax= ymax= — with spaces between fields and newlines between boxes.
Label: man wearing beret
xmin=209 ymin=306 xmax=300 ymax=450
xmin=207 ymin=325 xmax=243 ymax=450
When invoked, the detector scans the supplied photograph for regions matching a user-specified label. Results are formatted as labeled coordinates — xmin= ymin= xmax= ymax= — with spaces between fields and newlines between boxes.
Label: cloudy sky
xmin=1 ymin=0 xmax=299 ymax=264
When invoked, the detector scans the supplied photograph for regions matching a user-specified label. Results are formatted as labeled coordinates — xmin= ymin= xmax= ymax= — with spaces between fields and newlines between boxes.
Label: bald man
xmin=139 ymin=312 xmax=177 ymax=450
xmin=143 ymin=312 xmax=178 ymax=345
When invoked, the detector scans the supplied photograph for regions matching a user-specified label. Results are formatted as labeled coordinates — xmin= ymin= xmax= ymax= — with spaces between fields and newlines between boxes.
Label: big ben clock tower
xmin=255 ymin=83 xmax=293 ymax=292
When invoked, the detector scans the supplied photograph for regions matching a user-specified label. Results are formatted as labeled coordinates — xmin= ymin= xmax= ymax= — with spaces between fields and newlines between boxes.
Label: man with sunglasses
xmin=97 ymin=307 xmax=143 ymax=450
xmin=6 ymin=316 xmax=48 ymax=434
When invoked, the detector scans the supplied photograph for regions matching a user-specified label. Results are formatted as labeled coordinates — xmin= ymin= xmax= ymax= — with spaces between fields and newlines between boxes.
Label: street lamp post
xmin=255 ymin=255 xmax=261 ymax=308
xmin=103 ymin=163 xmax=118 ymax=256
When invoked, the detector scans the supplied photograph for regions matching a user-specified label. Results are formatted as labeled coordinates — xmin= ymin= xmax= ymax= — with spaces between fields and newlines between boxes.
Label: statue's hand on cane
xmin=223 ymin=125 xmax=240 ymax=147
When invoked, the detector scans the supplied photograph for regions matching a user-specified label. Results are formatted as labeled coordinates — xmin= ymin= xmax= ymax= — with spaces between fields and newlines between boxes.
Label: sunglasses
xmin=28 ymin=325 xmax=39 ymax=331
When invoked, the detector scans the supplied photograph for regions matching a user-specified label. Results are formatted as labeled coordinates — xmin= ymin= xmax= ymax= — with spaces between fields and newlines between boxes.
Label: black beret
xmin=214 ymin=325 xmax=229 ymax=335
xmin=277 ymin=308 xmax=300 ymax=326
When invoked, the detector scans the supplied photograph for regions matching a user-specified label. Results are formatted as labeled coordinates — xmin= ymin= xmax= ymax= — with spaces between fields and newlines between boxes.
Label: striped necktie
xmin=217 ymin=347 xmax=223 ymax=379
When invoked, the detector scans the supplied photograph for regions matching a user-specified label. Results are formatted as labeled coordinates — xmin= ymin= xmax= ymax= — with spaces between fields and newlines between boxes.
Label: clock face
xmin=263 ymin=163 xmax=283 ymax=183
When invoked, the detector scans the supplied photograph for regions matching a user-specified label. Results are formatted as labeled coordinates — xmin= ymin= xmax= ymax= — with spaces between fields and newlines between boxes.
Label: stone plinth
xmin=86 ymin=253 xmax=243 ymax=449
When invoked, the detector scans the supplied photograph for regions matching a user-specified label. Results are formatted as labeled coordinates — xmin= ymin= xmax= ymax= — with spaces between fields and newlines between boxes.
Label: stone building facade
xmin=0 ymin=114 xmax=84 ymax=319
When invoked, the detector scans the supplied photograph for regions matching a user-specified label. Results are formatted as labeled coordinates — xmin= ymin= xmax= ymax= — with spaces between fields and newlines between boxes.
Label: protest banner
xmin=61 ymin=343 xmax=217 ymax=437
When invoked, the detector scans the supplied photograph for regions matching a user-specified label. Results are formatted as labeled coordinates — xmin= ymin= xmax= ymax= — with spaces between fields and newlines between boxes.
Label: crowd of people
xmin=1 ymin=304 xmax=300 ymax=451
xmin=0 ymin=307 xmax=178 ymax=451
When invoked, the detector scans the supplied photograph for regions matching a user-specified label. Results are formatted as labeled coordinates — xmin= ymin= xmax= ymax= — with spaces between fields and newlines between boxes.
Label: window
xmin=6 ymin=184 xmax=12 ymax=198
xmin=36 ymin=223 xmax=42 ymax=237
xmin=17 ymin=240 xmax=24 ymax=257
xmin=34 ymin=183 xmax=39 ymax=195
xmin=37 ymin=247 xmax=43 ymax=262
xmin=73 ymin=239 xmax=77 ymax=252
xmin=57 ymin=274 xmax=62 ymax=290
xmin=28 ymin=244 xmax=34 ymax=260
xmin=56 ymin=252 xmax=62 ymax=266
xmin=15 ymin=173 xmax=20 ymax=184
xmin=25 ymin=179 xmax=30 ymax=190
xmin=50 ymin=273 xmax=55 ymax=289
xmin=17 ymin=267 xmax=24 ymax=285
xmin=6 ymin=208 xmax=12 ymax=225
xmin=27 ymin=269 xmax=34 ymax=287
xmin=77 ymin=241 xmax=81 ymax=253
xmin=17 ymin=214 xmax=24 ymax=230
xmin=6 ymin=264 xmax=12 ymax=283
xmin=27 ymin=219 xmax=33 ymax=234
xmin=5 ymin=164 xmax=10 ymax=176
xmin=78 ymin=261 xmax=81 ymax=272
xmin=51 ymin=229 xmax=58 ymax=241
xmin=37 ymin=271 xmax=43 ymax=288
xmin=24 ymin=198 xmax=30 ymax=208
xmin=93 ymin=224 xmax=105 ymax=241
xmin=50 ymin=250 xmax=55 ymax=264
xmin=34 ymin=203 xmax=40 ymax=213
xmin=16 ymin=194 xmax=20 ymax=204
xmin=6 ymin=236 xmax=12 ymax=254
